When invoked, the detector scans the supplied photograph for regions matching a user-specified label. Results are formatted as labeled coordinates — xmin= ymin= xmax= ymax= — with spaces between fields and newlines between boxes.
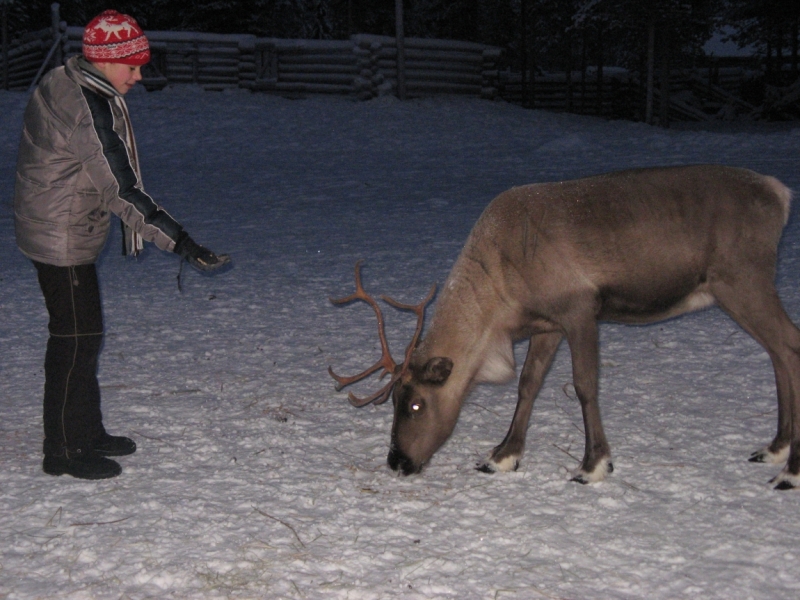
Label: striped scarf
xmin=80 ymin=62 xmax=144 ymax=256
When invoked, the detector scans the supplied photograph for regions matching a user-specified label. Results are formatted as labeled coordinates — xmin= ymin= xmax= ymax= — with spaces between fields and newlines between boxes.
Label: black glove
xmin=174 ymin=232 xmax=231 ymax=272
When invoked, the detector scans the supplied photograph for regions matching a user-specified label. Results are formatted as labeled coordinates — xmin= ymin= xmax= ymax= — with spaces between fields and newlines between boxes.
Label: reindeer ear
xmin=421 ymin=357 xmax=453 ymax=385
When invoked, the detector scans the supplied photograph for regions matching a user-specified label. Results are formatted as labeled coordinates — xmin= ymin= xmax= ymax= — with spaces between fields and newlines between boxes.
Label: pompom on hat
xmin=83 ymin=10 xmax=150 ymax=66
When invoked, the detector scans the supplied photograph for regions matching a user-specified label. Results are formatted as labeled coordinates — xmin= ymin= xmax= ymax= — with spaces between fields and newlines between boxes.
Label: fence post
xmin=192 ymin=42 xmax=199 ymax=83
xmin=659 ymin=27 xmax=670 ymax=128
xmin=645 ymin=18 xmax=655 ymax=124
xmin=2 ymin=0 xmax=8 ymax=90
xmin=481 ymin=47 xmax=501 ymax=99
xmin=520 ymin=0 xmax=528 ymax=106
xmin=596 ymin=23 xmax=604 ymax=117
xmin=565 ymin=35 xmax=573 ymax=113
xmin=395 ymin=0 xmax=406 ymax=99
xmin=28 ymin=3 xmax=66 ymax=93
xmin=51 ymin=2 xmax=62 ymax=67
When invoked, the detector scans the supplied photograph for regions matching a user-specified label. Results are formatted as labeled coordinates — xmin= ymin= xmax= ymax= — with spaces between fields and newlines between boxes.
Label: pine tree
xmin=721 ymin=0 xmax=799 ymax=82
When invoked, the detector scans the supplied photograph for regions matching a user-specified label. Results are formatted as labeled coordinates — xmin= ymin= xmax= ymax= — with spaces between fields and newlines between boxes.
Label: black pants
xmin=34 ymin=262 xmax=106 ymax=457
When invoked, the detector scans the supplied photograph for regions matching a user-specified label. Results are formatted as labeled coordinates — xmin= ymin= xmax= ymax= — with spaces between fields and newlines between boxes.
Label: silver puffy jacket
xmin=14 ymin=56 xmax=183 ymax=266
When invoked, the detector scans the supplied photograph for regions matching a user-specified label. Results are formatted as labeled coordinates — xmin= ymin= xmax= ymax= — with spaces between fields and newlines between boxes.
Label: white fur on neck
xmin=474 ymin=335 xmax=515 ymax=383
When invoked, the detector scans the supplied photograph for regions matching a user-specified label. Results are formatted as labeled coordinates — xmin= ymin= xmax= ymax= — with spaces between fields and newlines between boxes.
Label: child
xmin=14 ymin=10 xmax=230 ymax=480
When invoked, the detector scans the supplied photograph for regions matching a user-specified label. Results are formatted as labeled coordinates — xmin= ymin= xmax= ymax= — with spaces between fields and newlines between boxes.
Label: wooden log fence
xmin=497 ymin=70 xmax=634 ymax=118
xmin=246 ymin=38 xmax=358 ymax=95
xmin=2 ymin=25 xmax=502 ymax=98
xmin=495 ymin=67 xmax=762 ymax=122
xmin=2 ymin=23 xmax=764 ymax=123
xmin=351 ymin=34 xmax=502 ymax=100
xmin=3 ymin=27 xmax=55 ymax=91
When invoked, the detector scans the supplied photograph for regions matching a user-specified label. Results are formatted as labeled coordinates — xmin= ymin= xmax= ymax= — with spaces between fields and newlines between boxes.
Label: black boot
xmin=43 ymin=449 xmax=121 ymax=480
xmin=93 ymin=432 xmax=136 ymax=457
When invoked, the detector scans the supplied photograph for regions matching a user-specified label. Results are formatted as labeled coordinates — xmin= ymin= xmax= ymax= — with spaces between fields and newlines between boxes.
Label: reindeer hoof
xmin=770 ymin=470 xmax=800 ymax=490
xmin=478 ymin=453 xmax=520 ymax=474
xmin=570 ymin=458 xmax=613 ymax=484
xmin=749 ymin=445 xmax=789 ymax=465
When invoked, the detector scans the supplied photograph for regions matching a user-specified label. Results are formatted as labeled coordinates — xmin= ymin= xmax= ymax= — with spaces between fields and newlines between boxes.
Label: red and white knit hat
xmin=83 ymin=10 xmax=150 ymax=66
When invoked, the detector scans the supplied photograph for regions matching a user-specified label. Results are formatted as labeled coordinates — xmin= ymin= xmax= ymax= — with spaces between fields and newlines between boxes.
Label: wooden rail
xmin=60 ymin=27 xmax=499 ymax=98
xmin=3 ymin=28 xmax=54 ymax=90
xmin=3 ymin=24 xmax=763 ymax=122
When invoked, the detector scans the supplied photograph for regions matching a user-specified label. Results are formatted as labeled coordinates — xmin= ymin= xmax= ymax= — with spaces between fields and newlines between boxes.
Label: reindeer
xmin=96 ymin=17 xmax=136 ymax=41
xmin=329 ymin=165 xmax=800 ymax=490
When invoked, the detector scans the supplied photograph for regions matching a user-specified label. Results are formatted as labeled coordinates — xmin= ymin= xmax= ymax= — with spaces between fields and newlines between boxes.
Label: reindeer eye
xmin=407 ymin=399 xmax=424 ymax=416
xmin=401 ymin=396 xmax=424 ymax=418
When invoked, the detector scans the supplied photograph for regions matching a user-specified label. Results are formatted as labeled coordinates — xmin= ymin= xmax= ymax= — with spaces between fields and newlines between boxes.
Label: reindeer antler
xmin=328 ymin=261 xmax=436 ymax=407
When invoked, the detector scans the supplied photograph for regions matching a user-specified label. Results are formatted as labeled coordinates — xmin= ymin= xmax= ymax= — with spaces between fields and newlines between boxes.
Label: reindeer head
xmin=386 ymin=355 xmax=454 ymax=474
xmin=329 ymin=262 xmax=455 ymax=474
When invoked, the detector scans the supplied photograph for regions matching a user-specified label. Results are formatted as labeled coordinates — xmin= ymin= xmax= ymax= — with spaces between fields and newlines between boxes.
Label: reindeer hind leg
xmin=711 ymin=275 xmax=800 ymax=489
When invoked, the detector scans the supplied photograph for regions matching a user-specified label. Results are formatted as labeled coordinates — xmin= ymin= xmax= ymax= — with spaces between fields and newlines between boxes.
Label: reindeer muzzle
xmin=387 ymin=444 xmax=423 ymax=475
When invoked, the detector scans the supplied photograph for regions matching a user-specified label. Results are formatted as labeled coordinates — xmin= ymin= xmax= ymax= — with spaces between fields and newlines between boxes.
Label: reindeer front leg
xmin=478 ymin=331 xmax=563 ymax=473
xmin=566 ymin=313 xmax=613 ymax=484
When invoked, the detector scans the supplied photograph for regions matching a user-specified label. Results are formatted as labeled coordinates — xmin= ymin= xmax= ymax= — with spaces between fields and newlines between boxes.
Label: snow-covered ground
xmin=1 ymin=84 xmax=799 ymax=599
